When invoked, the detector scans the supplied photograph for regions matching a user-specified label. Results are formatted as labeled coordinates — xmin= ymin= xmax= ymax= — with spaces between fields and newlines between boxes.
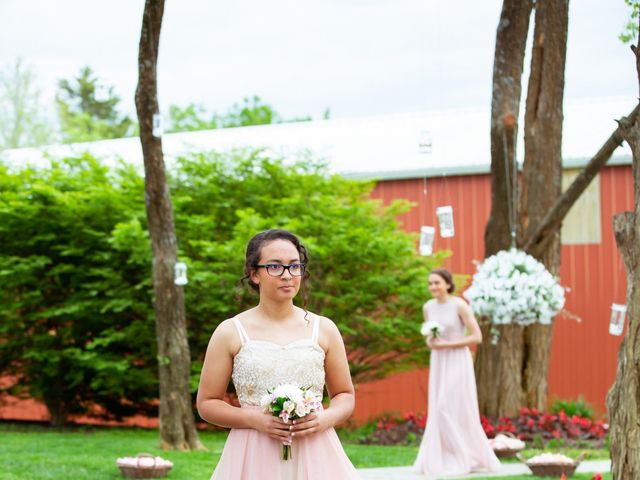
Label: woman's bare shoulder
xmin=206 ymin=317 xmax=243 ymax=355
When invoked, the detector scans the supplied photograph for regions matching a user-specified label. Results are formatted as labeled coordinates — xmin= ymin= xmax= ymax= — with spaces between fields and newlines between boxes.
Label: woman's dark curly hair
xmin=240 ymin=229 xmax=311 ymax=308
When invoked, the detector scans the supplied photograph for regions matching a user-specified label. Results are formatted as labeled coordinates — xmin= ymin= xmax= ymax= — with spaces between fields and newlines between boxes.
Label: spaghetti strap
xmin=232 ymin=318 xmax=250 ymax=345
xmin=311 ymin=314 xmax=320 ymax=344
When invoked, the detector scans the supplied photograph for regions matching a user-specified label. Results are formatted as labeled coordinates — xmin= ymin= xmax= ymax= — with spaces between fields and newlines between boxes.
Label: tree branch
xmin=522 ymin=103 xmax=640 ymax=256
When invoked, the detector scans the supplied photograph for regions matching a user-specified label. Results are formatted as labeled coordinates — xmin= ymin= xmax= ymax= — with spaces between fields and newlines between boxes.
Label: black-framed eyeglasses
xmin=256 ymin=263 xmax=306 ymax=277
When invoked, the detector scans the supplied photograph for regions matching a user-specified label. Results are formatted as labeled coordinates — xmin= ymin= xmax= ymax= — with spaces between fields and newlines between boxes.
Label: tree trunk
xmin=606 ymin=32 xmax=640 ymax=480
xmin=43 ymin=392 xmax=69 ymax=428
xmin=607 ymin=213 xmax=640 ymax=480
xmin=519 ymin=0 xmax=569 ymax=414
xmin=484 ymin=0 xmax=534 ymax=258
xmin=476 ymin=0 xmax=533 ymax=416
xmin=135 ymin=0 xmax=202 ymax=450
xmin=477 ymin=0 xmax=569 ymax=417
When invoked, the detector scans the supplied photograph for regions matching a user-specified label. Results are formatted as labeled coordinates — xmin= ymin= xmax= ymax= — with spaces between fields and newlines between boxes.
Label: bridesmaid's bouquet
xmin=261 ymin=384 xmax=323 ymax=460
xmin=421 ymin=320 xmax=443 ymax=338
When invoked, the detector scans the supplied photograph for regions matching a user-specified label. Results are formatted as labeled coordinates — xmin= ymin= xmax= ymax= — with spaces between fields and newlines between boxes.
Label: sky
xmin=0 ymin=0 xmax=637 ymax=122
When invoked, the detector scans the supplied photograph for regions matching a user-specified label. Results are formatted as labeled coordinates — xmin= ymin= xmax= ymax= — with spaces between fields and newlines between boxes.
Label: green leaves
xmin=56 ymin=66 xmax=134 ymax=143
xmin=0 ymin=156 xmax=155 ymax=422
xmin=620 ymin=0 xmax=640 ymax=44
xmin=1 ymin=149 xmax=444 ymax=423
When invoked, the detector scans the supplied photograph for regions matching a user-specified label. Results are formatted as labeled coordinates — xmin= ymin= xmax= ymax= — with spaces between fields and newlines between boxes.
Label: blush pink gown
xmin=210 ymin=315 xmax=360 ymax=480
xmin=413 ymin=297 xmax=500 ymax=478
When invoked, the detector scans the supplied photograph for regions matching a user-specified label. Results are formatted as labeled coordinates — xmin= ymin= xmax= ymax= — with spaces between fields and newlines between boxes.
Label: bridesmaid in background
xmin=413 ymin=268 xmax=500 ymax=478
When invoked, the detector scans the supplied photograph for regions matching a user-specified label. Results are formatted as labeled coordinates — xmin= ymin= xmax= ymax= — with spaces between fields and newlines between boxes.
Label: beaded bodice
xmin=231 ymin=316 xmax=326 ymax=407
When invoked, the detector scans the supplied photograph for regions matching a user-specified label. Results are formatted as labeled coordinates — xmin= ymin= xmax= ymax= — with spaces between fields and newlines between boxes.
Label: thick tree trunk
xmin=520 ymin=0 xmax=568 ymax=264
xmin=476 ymin=0 xmax=533 ymax=417
xmin=43 ymin=393 xmax=69 ymax=428
xmin=519 ymin=0 xmax=568 ymax=414
xmin=135 ymin=0 xmax=202 ymax=450
xmin=484 ymin=0 xmax=533 ymax=258
xmin=478 ymin=0 xmax=569 ymax=417
xmin=606 ymin=35 xmax=640 ymax=480
xmin=607 ymin=213 xmax=640 ymax=480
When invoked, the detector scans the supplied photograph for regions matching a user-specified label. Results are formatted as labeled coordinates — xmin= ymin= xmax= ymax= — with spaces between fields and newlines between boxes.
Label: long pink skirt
xmin=413 ymin=346 xmax=501 ymax=478
xmin=211 ymin=408 xmax=360 ymax=480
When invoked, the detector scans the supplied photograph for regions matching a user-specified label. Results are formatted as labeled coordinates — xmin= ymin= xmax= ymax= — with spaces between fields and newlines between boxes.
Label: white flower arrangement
xmin=463 ymin=249 xmax=565 ymax=327
xmin=420 ymin=320 xmax=443 ymax=338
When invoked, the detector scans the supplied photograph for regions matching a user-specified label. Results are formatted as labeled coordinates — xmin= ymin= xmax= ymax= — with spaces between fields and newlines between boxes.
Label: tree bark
xmin=519 ymin=0 xmax=569 ymax=414
xmin=475 ymin=0 xmax=534 ymax=417
xmin=607 ymin=212 xmax=640 ymax=480
xmin=606 ymin=32 xmax=640 ymax=480
xmin=135 ymin=0 xmax=202 ymax=450
xmin=477 ymin=0 xmax=569 ymax=417
xmin=484 ymin=0 xmax=534 ymax=258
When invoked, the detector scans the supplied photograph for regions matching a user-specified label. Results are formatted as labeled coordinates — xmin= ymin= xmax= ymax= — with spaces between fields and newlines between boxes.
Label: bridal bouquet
xmin=261 ymin=384 xmax=322 ymax=460
xmin=420 ymin=320 xmax=443 ymax=338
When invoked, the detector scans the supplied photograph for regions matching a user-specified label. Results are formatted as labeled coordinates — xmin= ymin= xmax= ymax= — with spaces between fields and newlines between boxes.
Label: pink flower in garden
xmin=417 ymin=414 xmax=427 ymax=429
xmin=567 ymin=426 xmax=581 ymax=438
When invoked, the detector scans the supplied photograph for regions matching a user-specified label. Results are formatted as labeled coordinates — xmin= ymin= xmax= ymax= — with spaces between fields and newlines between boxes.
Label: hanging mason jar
xmin=609 ymin=303 xmax=627 ymax=336
xmin=418 ymin=130 xmax=433 ymax=155
xmin=419 ymin=226 xmax=436 ymax=256
xmin=436 ymin=205 xmax=455 ymax=238
xmin=174 ymin=262 xmax=188 ymax=286
xmin=152 ymin=113 xmax=164 ymax=138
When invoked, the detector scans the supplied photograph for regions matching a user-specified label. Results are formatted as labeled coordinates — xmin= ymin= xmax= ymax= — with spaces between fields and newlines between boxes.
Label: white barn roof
xmin=2 ymin=96 xmax=634 ymax=180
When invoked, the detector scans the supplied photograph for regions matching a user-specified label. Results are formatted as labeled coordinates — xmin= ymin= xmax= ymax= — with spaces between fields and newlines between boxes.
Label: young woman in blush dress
xmin=197 ymin=229 xmax=360 ymax=480
xmin=413 ymin=268 xmax=500 ymax=478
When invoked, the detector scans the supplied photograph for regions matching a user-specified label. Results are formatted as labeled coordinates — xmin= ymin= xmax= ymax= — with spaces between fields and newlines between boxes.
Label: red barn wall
xmin=352 ymin=165 xmax=631 ymax=423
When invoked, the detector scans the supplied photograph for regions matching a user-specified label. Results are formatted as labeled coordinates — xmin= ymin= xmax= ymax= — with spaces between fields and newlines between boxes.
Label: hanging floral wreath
xmin=463 ymin=249 xmax=565 ymax=327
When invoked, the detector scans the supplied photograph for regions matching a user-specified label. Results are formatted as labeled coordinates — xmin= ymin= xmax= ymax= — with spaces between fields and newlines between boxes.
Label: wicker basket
xmin=518 ymin=453 xmax=584 ymax=478
xmin=491 ymin=432 xmax=525 ymax=458
xmin=493 ymin=446 xmax=524 ymax=459
xmin=117 ymin=453 xmax=173 ymax=478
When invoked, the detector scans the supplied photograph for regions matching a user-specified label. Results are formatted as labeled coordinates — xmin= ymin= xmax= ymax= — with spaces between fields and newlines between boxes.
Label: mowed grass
xmin=0 ymin=423 xmax=418 ymax=479
xmin=0 ymin=424 xmax=226 ymax=479
xmin=0 ymin=423 xmax=611 ymax=479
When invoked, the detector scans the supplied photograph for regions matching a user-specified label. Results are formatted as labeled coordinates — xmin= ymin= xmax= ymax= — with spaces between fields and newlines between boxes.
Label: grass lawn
xmin=0 ymin=423 xmax=610 ymax=479
xmin=0 ymin=423 xmax=418 ymax=479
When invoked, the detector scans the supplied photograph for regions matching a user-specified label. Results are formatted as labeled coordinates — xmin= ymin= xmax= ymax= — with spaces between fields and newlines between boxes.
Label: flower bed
xmin=359 ymin=412 xmax=427 ymax=446
xmin=484 ymin=408 xmax=607 ymax=448
xmin=359 ymin=408 xmax=607 ymax=448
